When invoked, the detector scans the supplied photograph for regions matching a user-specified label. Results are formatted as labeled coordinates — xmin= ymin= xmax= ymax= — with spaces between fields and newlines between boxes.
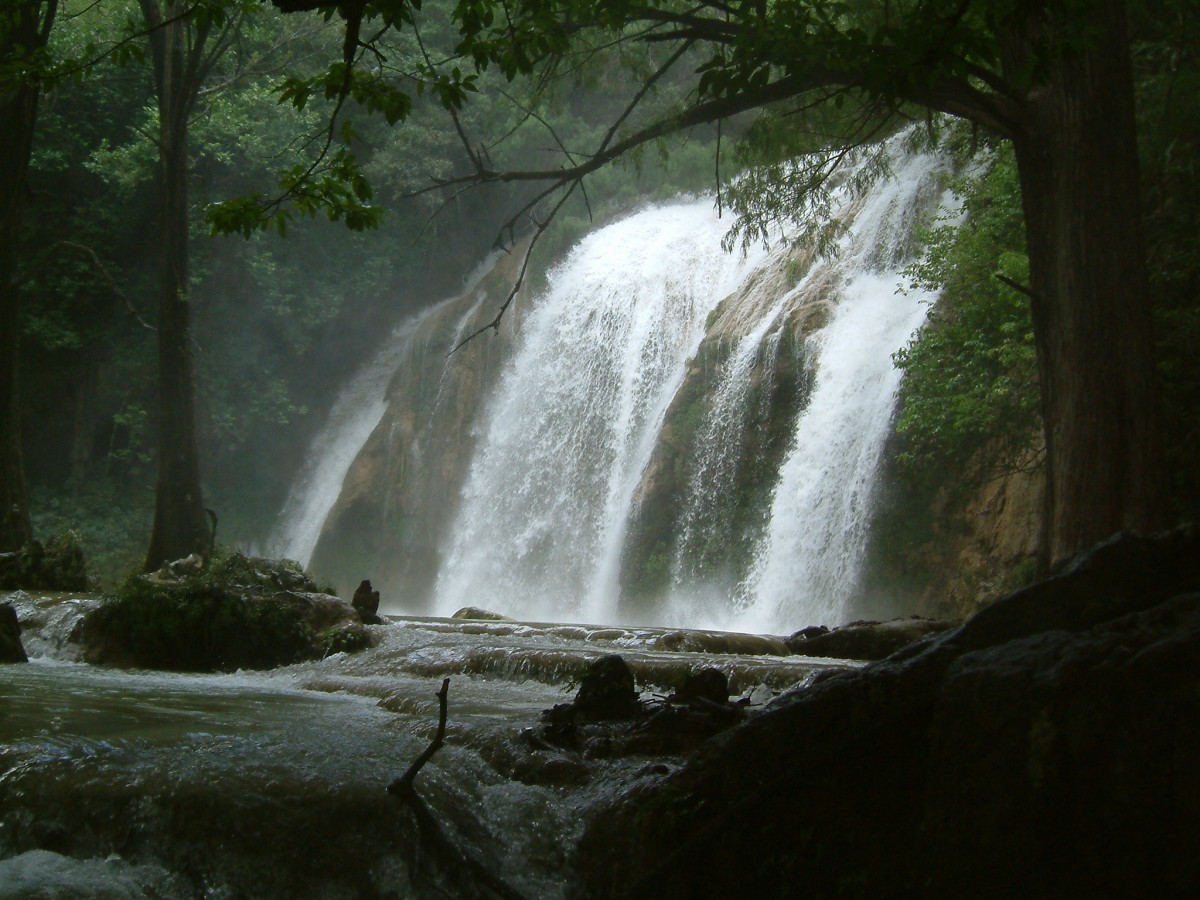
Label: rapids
xmin=0 ymin=591 xmax=843 ymax=897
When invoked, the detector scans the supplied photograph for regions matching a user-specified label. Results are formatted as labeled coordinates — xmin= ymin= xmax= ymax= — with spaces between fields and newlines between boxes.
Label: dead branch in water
xmin=388 ymin=678 xmax=526 ymax=900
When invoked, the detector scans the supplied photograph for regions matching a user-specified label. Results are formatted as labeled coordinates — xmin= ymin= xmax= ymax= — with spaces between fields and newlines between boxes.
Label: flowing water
xmin=2 ymin=134 xmax=958 ymax=896
xmin=1 ymin=590 xmax=842 ymax=898
xmin=437 ymin=134 xmax=950 ymax=631
xmin=266 ymin=133 xmax=951 ymax=635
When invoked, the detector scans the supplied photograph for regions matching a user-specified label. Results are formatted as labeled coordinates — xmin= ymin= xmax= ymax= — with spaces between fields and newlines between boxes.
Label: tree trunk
xmin=142 ymin=2 xmax=211 ymax=570
xmin=1007 ymin=0 xmax=1168 ymax=567
xmin=0 ymin=2 xmax=55 ymax=553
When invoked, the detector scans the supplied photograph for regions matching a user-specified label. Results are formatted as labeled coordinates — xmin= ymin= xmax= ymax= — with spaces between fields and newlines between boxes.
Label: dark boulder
xmin=786 ymin=615 xmax=956 ymax=660
xmin=669 ymin=668 xmax=730 ymax=706
xmin=0 ymin=535 xmax=88 ymax=592
xmin=574 ymin=528 xmax=1200 ymax=898
xmin=1 ymin=602 xmax=28 ymax=663
xmin=351 ymin=579 xmax=384 ymax=625
xmin=572 ymin=655 xmax=642 ymax=720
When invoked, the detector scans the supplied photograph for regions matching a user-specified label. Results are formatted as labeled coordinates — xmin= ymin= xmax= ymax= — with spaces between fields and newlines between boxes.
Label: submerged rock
xmin=0 ymin=602 xmax=28 ymax=663
xmin=785 ymin=615 xmax=957 ymax=660
xmin=574 ymin=528 xmax=1200 ymax=898
xmin=653 ymin=630 xmax=789 ymax=656
xmin=450 ymin=606 xmax=511 ymax=621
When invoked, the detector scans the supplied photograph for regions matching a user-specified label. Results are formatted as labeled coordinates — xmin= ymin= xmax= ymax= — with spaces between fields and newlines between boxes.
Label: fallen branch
xmin=387 ymin=678 xmax=527 ymax=900
xmin=387 ymin=676 xmax=450 ymax=797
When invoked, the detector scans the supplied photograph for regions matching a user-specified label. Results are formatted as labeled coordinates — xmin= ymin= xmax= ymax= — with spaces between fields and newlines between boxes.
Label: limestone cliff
xmin=308 ymin=248 xmax=530 ymax=608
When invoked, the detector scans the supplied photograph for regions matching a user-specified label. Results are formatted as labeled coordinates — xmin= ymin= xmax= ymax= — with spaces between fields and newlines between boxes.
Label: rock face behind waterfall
xmin=619 ymin=251 xmax=830 ymax=611
xmin=574 ymin=528 xmax=1200 ymax=897
xmin=307 ymin=249 xmax=527 ymax=605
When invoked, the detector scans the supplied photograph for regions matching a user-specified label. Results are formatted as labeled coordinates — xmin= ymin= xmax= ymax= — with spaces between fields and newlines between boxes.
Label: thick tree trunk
xmin=1007 ymin=0 xmax=1168 ymax=566
xmin=142 ymin=4 xmax=211 ymax=570
xmin=0 ymin=3 xmax=55 ymax=553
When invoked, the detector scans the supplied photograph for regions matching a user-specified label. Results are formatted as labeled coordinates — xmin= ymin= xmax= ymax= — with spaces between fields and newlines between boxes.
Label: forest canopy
xmin=1 ymin=0 xmax=1197 ymax=586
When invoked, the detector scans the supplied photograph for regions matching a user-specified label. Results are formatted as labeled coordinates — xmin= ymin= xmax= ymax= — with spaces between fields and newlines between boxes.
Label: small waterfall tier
xmin=278 ymin=131 xmax=955 ymax=633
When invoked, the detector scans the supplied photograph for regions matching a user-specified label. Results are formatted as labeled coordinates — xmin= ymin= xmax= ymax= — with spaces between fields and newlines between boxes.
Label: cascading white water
xmin=272 ymin=131 xmax=953 ymax=632
xmin=731 ymin=149 xmax=949 ymax=631
xmin=432 ymin=134 xmax=950 ymax=631
xmin=264 ymin=258 xmax=499 ymax=566
xmin=672 ymin=143 xmax=951 ymax=632
xmin=433 ymin=201 xmax=769 ymax=623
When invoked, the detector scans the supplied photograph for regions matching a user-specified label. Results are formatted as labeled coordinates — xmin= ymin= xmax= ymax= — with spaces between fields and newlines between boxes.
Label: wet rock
xmin=352 ymin=579 xmax=384 ymax=624
xmin=575 ymin=528 xmax=1200 ymax=898
xmin=79 ymin=553 xmax=361 ymax=672
xmin=785 ymin=616 xmax=957 ymax=660
xmin=0 ymin=602 xmax=28 ymax=663
xmin=321 ymin=622 xmax=376 ymax=656
xmin=669 ymin=668 xmax=730 ymax=706
xmin=653 ymin=630 xmax=789 ymax=656
xmin=451 ymin=606 xmax=511 ymax=621
xmin=572 ymin=655 xmax=641 ymax=719
xmin=145 ymin=552 xmax=204 ymax=584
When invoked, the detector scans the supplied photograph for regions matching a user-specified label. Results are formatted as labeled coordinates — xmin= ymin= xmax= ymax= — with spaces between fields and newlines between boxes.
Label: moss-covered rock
xmin=0 ymin=533 xmax=89 ymax=592
xmin=78 ymin=552 xmax=364 ymax=672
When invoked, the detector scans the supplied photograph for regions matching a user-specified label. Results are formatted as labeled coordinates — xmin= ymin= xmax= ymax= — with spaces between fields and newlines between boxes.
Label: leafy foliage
xmin=892 ymin=142 xmax=1041 ymax=478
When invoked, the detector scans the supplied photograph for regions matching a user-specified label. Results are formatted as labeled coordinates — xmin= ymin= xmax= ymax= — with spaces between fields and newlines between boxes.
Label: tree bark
xmin=0 ymin=1 xmax=56 ymax=553
xmin=1005 ymin=0 xmax=1168 ymax=566
xmin=142 ymin=0 xmax=212 ymax=569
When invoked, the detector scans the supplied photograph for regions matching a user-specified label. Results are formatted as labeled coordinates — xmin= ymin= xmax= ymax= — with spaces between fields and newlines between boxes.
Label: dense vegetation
xmin=7 ymin=0 xmax=719 ymax=584
xmin=2 ymin=0 xmax=1197 ymax=594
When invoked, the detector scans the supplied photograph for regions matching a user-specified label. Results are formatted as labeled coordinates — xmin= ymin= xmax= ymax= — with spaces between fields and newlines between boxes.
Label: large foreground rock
xmin=574 ymin=528 xmax=1200 ymax=897
xmin=79 ymin=555 xmax=371 ymax=672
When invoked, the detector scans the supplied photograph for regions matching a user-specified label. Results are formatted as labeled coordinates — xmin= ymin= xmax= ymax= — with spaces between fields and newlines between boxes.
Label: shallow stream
xmin=1 ymin=592 xmax=846 ymax=897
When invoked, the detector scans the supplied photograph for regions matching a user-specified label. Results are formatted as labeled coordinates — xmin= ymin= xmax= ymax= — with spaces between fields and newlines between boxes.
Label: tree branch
xmin=387 ymin=676 xmax=450 ymax=795
xmin=20 ymin=241 xmax=155 ymax=331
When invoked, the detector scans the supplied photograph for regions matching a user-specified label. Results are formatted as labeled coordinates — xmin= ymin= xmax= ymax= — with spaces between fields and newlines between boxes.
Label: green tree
xmin=266 ymin=0 xmax=1167 ymax=567
xmin=893 ymin=142 xmax=1039 ymax=479
xmin=0 ymin=1 xmax=57 ymax=554
xmin=137 ymin=0 xmax=252 ymax=569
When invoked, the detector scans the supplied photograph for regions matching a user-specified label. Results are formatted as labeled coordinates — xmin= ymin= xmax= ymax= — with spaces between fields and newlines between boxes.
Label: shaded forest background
xmin=13 ymin=0 xmax=1200 ymax=596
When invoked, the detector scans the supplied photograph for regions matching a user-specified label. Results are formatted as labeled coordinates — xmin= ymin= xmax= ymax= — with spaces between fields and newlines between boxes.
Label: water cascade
xmin=286 ymin=131 xmax=954 ymax=632
xmin=434 ymin=202 xmax=771 ymax=624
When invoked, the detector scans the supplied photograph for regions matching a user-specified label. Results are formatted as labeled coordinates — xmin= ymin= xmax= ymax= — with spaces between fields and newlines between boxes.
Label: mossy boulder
xmin=78 ymin=552 xmax=370 ymax=672
xmin=0 ymin=533 xmax=89 ymax=592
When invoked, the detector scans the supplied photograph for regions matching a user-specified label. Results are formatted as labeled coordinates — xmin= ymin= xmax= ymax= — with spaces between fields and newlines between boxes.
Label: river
xmin=1 ymin=590 xmax=844 ymax=897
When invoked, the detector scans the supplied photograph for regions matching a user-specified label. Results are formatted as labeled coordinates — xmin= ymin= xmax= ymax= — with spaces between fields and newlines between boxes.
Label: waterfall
xmin=433 ymin=202 xmax=770 ymax=623
xmin=279 ymin=131 xmax=953 ymax=632
xmin=264 ymin=257 xmax=499 ymax=566
xmin=730 ymin=149 xmax=948 ymax=630
xmin=430 ymin=135 xmax=949 ymax=630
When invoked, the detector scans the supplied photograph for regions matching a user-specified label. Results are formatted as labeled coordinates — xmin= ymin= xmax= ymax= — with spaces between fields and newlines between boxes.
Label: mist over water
xmin=273 ymin=132 xmax=954 ymax=633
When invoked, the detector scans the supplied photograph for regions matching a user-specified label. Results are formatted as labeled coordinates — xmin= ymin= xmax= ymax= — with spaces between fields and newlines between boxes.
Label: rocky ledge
xmin=573 ymin=527 xmax=1200 ymax=898
xmin=79 ymin=554 xmax=377 ymax=672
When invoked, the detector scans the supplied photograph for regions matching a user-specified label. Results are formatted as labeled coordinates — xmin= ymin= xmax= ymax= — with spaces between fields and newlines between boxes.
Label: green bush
xmin=893 ymin=143 xmax=1041 ymax=480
